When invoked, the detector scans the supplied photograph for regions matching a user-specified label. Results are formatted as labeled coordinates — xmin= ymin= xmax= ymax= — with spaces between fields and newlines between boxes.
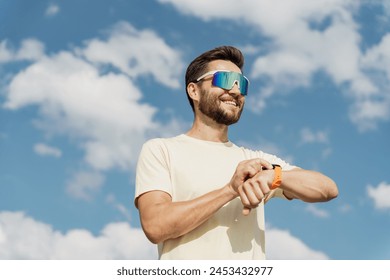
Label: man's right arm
xmin=137 ymin=187 xmax=236 ymax=244
xmin=137 ymin=158 xmax=272 ymax=244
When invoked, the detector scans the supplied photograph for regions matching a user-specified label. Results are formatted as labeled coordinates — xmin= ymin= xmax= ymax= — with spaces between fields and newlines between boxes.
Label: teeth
xmin=223 ymin=101 xmax=237 ymax=106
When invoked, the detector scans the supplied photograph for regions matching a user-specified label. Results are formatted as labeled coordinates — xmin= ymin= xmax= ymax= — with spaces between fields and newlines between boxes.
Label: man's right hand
xmin=227 ymin=158 xmax=274 ymax=215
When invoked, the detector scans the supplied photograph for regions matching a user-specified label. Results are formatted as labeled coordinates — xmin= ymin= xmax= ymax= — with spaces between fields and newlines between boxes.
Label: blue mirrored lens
xmin=212 ymin=72 xmax=249 ymax=95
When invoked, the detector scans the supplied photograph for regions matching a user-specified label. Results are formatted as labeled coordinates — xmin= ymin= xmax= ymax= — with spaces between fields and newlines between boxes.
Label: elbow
xmin=141 ymin=222 xmax=167 ymax=244
xmin=304 ymin=179 xmax=339 ymax=203
xmin=330 ymin=186 xmax=339 ymax=200
xmin=144 ymin=230 xmax=164 ymax=245
xmin=325 ymin=179 xmax=339 ymax=201
xmin=149 ymin=236 xmax=166 ymax=245
xmin=146 ymin=235 xmax=163 ymax=245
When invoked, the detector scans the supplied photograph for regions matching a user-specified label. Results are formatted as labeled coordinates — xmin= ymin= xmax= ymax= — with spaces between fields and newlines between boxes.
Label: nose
xmin=229 ymin=81 xmax=241 ymax=95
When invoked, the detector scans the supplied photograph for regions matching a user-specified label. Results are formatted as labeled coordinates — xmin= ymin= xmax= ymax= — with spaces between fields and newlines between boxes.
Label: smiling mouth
xmin=221 ymin=100 xmax=239 ymax=107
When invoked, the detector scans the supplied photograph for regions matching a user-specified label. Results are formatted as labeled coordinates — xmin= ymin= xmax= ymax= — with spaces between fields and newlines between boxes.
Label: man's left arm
xmin=280 ymin=168 xmax=338 ymax=202
xmin=238 ymin=165 xmax=338 ymax=215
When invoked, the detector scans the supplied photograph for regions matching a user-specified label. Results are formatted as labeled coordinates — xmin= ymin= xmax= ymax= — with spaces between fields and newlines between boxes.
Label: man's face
xmin=198 ymin=87 xmax=245 ymax=125
xmin=197 ymin=60 xmax=246 ymax=125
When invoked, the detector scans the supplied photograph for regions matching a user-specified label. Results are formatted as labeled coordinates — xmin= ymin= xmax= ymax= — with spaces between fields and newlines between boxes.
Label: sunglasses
xmin=195 ymin=70 xmax=249 ymax=96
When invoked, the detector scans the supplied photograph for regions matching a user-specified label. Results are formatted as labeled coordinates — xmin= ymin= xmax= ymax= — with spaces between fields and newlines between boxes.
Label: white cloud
xmin=0 ymin=211 xmax=326 ymax=260
xmin=0 ymin=211 xmax=157 ymax=259
xmin=3 ymin=50 xmax=155 ymax=171
xmin=382 ymin=0 xmax=390 ymax=17
xmin=266 ymin=227 xmax=328 ymax=259
xmin=0 ymin=40 xmax=13 ymax=63
xmin=361 ymin=0 xmax=390 ymax=19
xmin=80 ymin=21 xmax=183 ymax=89
xmin=252 ymin=51 xmax=314 ymax=87
xmin=239 ymin=44 xmax=261 ymax=56
xmin=45 ymin=4 xmax=60 ymax=17
xmin=0 ymin=226 xmax=5 ymax=243
xmin=2 ymin=22 xmax=187 ymax=173
xmin=105 ymin=194 xmax=132 ymax=221
xmin=305 ymin=204 xmax=330 ymax=218
xmin=351 ymin=33 xmax=390 ymax=131
xmin=348 ymin=98 xmax=390 ymax=132
xmin=34 ymin=143 xmax=62 ymax=158
xmin=367 ymin=181 xmax=390 ymax=210
xmin=246 ymin=85 xmax=274 ymax=114
xmin=158 ymin=0 xmax=390 ymax=131
xmin=15 ymin=39 xmax=46 ymax=61
xmin=300 ymin=128 xmax=329 ymax=144
xmin=0 ymin=22 xmax=187 ymax=204
xmin=0 ymin=38 xmax=45 ymax=63
xmin=299 ymin=128 xmax=332 ymax=159
xmin=66 ymin=171 xmax=105 ymax=201
xmin=363 ymin=33 xmax=390 ymax=79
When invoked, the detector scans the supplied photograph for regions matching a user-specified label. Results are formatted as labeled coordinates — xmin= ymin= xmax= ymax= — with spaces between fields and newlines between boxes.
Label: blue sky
xmin=0 ymin=0 xmax=389 ymax=260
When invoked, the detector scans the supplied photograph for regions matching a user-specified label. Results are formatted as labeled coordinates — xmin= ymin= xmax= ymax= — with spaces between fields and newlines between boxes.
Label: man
xmin=135 ymin=46 xmax=338 ymax=260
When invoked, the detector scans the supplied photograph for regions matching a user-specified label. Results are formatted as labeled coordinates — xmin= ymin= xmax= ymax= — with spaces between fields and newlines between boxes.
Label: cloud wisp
xmin=45 ymin=4 xmax=60 ymax=17
xmin=367 ymin=181 xmax=390 ymax=210
xmin=34 ymin=143 xmax=62 ymax=158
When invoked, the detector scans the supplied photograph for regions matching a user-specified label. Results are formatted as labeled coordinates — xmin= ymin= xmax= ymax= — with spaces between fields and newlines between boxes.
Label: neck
xmin=186 ymin=114 xmax=229 ymax=142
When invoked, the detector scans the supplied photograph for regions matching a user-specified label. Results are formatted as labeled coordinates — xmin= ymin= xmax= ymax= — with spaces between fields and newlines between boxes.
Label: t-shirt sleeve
xmin=134 ymin=139 xmax=172 ymax=208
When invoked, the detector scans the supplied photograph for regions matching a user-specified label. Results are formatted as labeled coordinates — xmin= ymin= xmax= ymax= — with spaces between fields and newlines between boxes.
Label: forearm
xmin=138 ymin=185 xmax=237 ymax=244
xmin=280 ymin=169 xmax=338 ymax=202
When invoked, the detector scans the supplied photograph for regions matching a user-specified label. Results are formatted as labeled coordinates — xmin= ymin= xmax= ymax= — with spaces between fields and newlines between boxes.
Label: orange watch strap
xmin=271 ymin=164 xmax=282 ymax=189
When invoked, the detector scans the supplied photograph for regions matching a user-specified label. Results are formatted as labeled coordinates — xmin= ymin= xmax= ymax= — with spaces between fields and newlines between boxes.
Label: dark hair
xmin=185 ymin=46 xmax=245 ymax=111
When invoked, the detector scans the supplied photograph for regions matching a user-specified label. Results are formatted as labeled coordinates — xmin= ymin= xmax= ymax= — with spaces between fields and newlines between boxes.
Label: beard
xmin=198 ymin=89 xmax=244 ymax=125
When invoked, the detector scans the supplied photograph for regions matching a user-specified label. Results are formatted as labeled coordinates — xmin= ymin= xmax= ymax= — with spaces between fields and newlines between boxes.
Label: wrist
xmin=223 ymin=183 xmax=239 ymax=199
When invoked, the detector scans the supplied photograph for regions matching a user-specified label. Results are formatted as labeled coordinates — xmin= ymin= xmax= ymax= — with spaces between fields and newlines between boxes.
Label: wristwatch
xmin=270 ymin=164 xmax=282 ymax=189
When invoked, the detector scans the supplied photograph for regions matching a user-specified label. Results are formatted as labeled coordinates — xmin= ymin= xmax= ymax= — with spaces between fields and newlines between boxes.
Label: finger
xmin=258 ymin=158 xmax=273 ymax=170
xmin=246 ymin=159 xmax=265 ymax=171
xmin=238 ymin=186 xmax=250 ymax=207
xmin=244 ymin=165 xmax=262 ymax=179
xmin=252 ymin=184 xmax=266 ymax=201
xmin=242 ymin=182 xmax=262 ymax=205
xmin=244 ymin=175 xmax=269 ymax=198
xmin=252 ymin=176 xmax=270 ymax=198
xmin=238 ymin=186 xmax=260 ymax=218
xmin=239 ymin=159 xmax=269 ymax=181
xmin=242 ymin=206 xmax=251 ymax=216
xmin=242 ymin=204 xmax=260 ymax=216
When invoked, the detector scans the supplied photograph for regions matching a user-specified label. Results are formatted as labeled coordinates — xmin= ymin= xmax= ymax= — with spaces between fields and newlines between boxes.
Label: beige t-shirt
xmin=135 ymin=134 xmax=297 ymax=260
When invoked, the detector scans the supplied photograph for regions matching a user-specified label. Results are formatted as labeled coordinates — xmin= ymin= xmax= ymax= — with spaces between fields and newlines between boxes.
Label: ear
xmin=187 ymin=82 xmax=200 ymax=102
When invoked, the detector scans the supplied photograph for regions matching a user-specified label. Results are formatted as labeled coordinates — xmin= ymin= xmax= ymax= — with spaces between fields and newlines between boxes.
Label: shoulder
xmin=142 ymin=137 xmax=165 ymax=149
xmin=142 ymin=135 xmax=179 ymax=148
xmin=237 ymin=145 xmax=265 ymax=158
xmin=140 ymin=135 xmax=183 ymax=155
